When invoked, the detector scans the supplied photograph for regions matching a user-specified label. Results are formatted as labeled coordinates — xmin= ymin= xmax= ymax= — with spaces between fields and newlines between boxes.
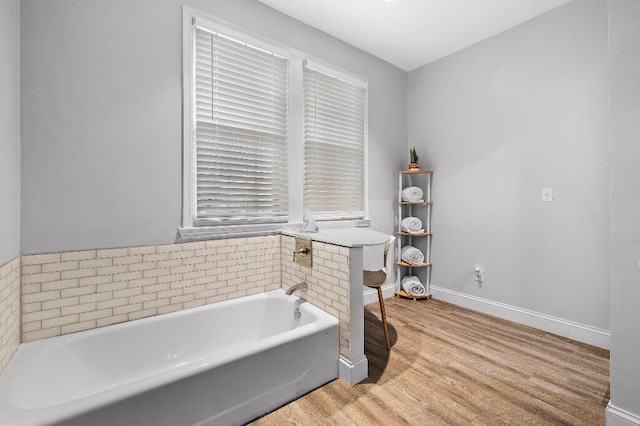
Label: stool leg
xmin=377 ymin=287 xmax=390 ymax=350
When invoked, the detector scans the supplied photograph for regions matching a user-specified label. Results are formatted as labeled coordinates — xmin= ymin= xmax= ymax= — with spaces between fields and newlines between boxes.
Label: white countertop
xmin=283 ymin=228 xmax=390 ymax=247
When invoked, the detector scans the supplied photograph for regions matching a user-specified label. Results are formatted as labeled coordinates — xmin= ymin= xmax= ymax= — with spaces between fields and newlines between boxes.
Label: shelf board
xmin=398 ymin=170 xmax=433 ymax=175
xmin=395 ymin=290 xmax=432 ymax=300
xmin=397 ymin=201 xmax=432 ymax=205
xmin=396 ymin=231 xmax=432 ymax=237
xmin=395 ymin=261 xmax=432 ymax=268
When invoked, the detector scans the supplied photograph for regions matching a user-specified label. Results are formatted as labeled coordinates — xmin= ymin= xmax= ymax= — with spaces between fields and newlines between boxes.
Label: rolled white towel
xmin=401 ymin=276 xmax=426 ymax=296
xmin=401 ymin=245 xmax=425 ymax=265
xmin=401 ymin=186 xmax=424 ymax=202
xmin=401 ymin=217 xmax=423 ymax=233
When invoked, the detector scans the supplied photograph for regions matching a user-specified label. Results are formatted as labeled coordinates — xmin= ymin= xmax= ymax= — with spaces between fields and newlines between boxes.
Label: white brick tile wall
xmin=280 ymin=236 xmax=352 ymax=358
xmin=0 ymin=258 xmax=21 ymax=376
xmin=20 ymin=236 xmax=282 ymax=342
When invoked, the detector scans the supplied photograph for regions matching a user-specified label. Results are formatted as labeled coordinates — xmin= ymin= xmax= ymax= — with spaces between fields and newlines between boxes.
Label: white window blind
xmin=193 ymin=26 xmax=289 ymax=223
xmin=303 ymin=65 xmax=366 ymax=218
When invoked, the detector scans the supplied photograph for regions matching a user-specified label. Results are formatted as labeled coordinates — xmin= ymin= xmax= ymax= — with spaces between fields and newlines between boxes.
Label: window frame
xmin=180 ymin=7 xmax=369 ymax=241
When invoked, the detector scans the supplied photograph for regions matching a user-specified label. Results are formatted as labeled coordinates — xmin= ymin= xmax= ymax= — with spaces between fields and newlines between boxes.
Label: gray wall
xmin=608 ymin=0 xmax=640 ymax=420
xmin=0 ymin=0 xmax=21 ymax=266
xmin=407 ymin=0 xmax=609 ymax=329
xmin=20 ymin=0 xmax=406 ymax=254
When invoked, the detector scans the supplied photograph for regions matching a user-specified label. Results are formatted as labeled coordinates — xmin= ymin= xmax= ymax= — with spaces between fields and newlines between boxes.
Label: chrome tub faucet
xmin=285 ymin=282 xmax=308 ymax=296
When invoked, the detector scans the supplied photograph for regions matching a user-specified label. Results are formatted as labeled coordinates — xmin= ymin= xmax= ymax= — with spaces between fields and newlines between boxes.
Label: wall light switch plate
xmin=542 ymin=187 xmax=553 ymax=202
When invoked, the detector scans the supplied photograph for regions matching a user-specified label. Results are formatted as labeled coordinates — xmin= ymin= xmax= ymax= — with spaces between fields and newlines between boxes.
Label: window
xmin=303 ymin=64 xmax=367 ymax=219
xmin=182 ymin=7 xmax=368 ymax=239
xmin=191 ymin=21 xmax=289 ymax=225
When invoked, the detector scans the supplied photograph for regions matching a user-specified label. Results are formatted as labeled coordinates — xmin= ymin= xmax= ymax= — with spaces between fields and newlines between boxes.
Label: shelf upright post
xmin=396 ymin=172 xmax=403 ymax=288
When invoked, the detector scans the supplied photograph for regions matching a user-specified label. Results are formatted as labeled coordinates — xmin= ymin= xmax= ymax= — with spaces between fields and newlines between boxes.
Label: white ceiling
xmin=257 ymin=0 xmax=573 ymax=71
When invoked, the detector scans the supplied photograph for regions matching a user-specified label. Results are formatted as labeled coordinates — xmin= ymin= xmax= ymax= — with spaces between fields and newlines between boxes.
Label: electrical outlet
xmin=542 ymin=187 xmax=553 ymax=202
xmin=474 ymin=264 xmax=484 ymax=282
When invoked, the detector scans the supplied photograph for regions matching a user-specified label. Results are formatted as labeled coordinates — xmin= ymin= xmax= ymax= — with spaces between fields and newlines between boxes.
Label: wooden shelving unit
xmin=395 ymin=169 xmax=433 ymax=300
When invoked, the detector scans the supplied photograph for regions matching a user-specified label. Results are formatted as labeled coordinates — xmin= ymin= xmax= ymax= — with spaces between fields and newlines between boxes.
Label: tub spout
xmin=286 ymin=282 xmax=308 ymax=296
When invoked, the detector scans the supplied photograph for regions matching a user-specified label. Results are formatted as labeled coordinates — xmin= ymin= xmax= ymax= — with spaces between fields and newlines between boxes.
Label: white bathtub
xmin=0 ymin=289 xmax=339 ymax=426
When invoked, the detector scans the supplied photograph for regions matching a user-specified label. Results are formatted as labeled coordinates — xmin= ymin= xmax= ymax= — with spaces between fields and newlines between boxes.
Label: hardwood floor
xmin=251 ymin=297 xmax=610 ymax=425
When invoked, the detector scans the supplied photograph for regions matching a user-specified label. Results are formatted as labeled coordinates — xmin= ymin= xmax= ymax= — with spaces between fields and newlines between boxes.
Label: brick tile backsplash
xmin=0 ymin=258 xmax=21 ymax=376
xmin=20 ymin=236 xmax=282 ymax=342
xmin=281 ymin=236 xmax=352 ymax=358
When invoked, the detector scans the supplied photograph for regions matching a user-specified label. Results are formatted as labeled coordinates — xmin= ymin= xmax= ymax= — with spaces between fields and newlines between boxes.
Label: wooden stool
xmin=363 ymin=236 xmax=395 ymax=350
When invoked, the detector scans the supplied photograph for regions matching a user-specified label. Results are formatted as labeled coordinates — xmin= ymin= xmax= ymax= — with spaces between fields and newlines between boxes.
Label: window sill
xmin=177 ymin=219 xmax=371 ymax=242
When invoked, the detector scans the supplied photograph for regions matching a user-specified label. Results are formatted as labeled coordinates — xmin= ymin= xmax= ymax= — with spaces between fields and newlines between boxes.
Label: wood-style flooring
xmin=251 ymin=297 xmax=610 ymax=425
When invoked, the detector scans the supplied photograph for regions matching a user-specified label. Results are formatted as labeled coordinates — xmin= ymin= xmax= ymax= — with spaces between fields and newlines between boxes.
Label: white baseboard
xmin=431 ymin=285 xmax=610 ymax=349
xmin=338 ymin=355 xmax=368 ymax=387
xmin=363 ymin=282 xmax=397 ymax=306
xmin=607 ymin=402 xmax=640 ymax=425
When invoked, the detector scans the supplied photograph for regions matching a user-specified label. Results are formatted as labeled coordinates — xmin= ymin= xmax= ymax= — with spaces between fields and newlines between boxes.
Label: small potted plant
xmin=409 ymin=147 xmax=420 ymax=170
